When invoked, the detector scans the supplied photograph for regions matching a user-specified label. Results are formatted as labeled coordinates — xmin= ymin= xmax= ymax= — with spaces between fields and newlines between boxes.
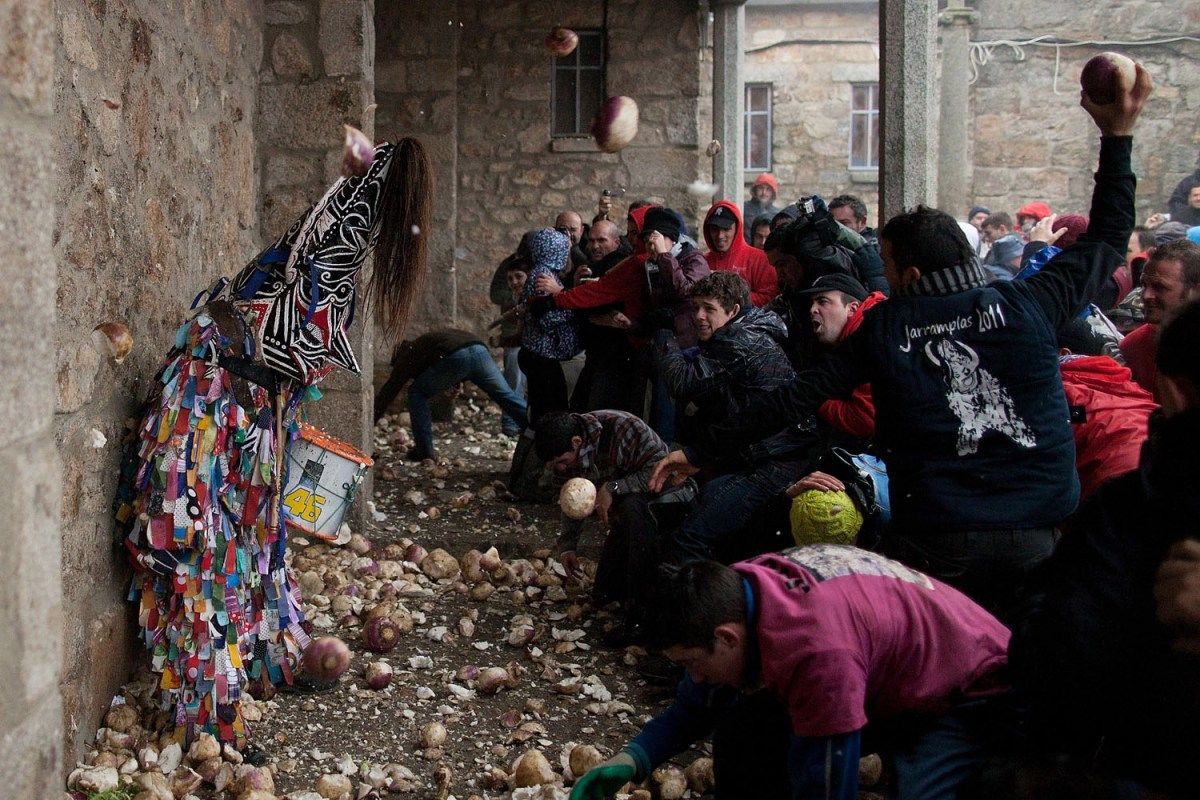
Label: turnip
xmin=545 ymin=27 xmax=579 ymax=57
xmin=362 ymin=616 xmax=402 ymax=653
xmin=511 ymin=749 xmax=556 ymax=788
xmin=365 ymin=660 xmax=393 ymax=690
xmin=303 ymin=636 xmax=351 ymax=682
xmin=341 ymin=124 xmax=375 ymax=177
xmin=559 ymin=478 xmax=597 ymax=520
xmin=591 ymin=96 xmax=638 ymax=153
xmin=1080 ymin=51 xmax=1137 ymax=105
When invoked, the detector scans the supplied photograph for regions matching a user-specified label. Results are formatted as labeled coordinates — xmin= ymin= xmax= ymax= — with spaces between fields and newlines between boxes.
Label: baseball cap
xmin=705 ymin=206 xmax=738 ymax=230
xmin=797 ymin=272 xmax=868 ymax=301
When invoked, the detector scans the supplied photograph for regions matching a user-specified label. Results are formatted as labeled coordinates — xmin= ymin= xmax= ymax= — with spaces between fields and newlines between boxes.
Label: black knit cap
xmin=642 ymin=207 xmax=682 ymax=242
xmin=797 ymin=272 xmax=868 ymax=301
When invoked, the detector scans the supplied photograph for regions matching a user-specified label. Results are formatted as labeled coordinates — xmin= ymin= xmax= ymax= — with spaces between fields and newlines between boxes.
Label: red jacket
xmin=1059 ymin=355 xmax=1157 ymax=502
xmin=552 ymin=206 xmax=708 ymax=345
xmin=702 ymin=200 xmax=778 ymax=307
xmin=817 ymin=292 xmax=886 ymax=438
xmin=1120 ymin=322 xmax=1158 ymax=399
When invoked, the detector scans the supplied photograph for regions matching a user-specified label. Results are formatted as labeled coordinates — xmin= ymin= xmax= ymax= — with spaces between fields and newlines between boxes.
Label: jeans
xmin=714 ymin=691 xmax=1016 ymax=800
xmin=642 ymin=331 xmax=676 ymax=442
xmin=669 ymin=458 xmax=803 ymax=564
xmin=592 ymin=494 xmax=660 ymax=608
xmin=882 ymin=697 xmax=1020 ymax=800
xmin=884 ymin=527 xmax=1060 ymax=626
xmin=408 ymin=344 xmax=527 ymax=455
xmin=501 ymin=346 xmax=526 ymax=434
xmin=570 ymin=355 xmax=645 ymax=415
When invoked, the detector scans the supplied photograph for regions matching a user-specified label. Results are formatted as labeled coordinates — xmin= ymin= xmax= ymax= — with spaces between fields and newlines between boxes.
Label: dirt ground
xmin=257 ymin=391 xmax=696 ymax=799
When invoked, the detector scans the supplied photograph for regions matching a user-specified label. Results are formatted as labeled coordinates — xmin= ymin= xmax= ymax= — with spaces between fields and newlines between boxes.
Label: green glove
xmin=570 ymin=752 xmax=637 ymax=800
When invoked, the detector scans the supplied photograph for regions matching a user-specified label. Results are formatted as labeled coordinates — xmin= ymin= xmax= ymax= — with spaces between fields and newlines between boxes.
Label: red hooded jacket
xmin=1059 ymin=355 xmax=1157 ymax=501
xmin=702 ymin=201 xmax=778 ymax=306
xmin=817 ymin=292 xmax=886 ymax=438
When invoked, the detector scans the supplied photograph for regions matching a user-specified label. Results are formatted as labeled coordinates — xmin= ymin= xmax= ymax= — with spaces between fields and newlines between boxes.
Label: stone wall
xmin=969 ymin=0 xmax=1200 ymax=221
xmin=52 ymin=0 xmax=264 ymax=765
xmin=375 ymin=0 xmax=459 ymax=335
xmin=258 ymin=0 xmax=378 ymax=519
xmin=377 ymin=0 xmax=708 ymax=338
xmin=745 ymin=2 xmax=882 ymax=226
xmin=0 ymin=2 xmax=65 ymax=795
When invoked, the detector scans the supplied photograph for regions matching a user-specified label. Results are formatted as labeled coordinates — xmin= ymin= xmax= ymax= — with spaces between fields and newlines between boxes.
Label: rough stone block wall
xmin=53 ymin=0 xmax=263 ymax=765
xmin=970 ymin=0 xmax=1200 ymax=221
xmin=259 ymin=0 xmax=377 ymax=520
xmin=745 ymin=4 xmax=882 ymax=226
xmin=376 ymin=0 xmax=459 ymax=337
xmin=0 ymin=2 xmax=65 ymax=794
xmin=377 ymin=0 xmax=707 ymax=338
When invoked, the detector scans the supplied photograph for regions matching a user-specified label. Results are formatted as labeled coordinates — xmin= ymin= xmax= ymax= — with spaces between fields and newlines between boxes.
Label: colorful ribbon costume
xmin=114 ymin=138 xmax=429 ymax=744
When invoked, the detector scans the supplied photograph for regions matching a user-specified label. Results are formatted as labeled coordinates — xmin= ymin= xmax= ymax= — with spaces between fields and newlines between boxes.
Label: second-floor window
xmin=849 ymin=82 xmax=879 ymax=170
xmin=551 ymin=30 xmax=605 ymax=136
xmin=745 ymin=83 xmax=773 ymax=171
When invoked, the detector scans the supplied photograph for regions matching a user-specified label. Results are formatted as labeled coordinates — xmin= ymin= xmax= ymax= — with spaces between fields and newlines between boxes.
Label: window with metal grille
xmin=745 ymin=83 xmax=773 ymax=171
xmin=849 ymin=82 xmax=879 ymax=170
xmin=551 ymin=30 xmax=605 ymax=137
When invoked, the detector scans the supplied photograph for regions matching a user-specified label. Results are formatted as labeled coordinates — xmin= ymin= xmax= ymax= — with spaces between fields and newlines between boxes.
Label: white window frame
xmin=550 ymin=29 xmax=606 ymax=137
xmin=849 ymin=82 xmax=880 ymax=170
xmin=744 ymin=82 xmax=773 ymax=172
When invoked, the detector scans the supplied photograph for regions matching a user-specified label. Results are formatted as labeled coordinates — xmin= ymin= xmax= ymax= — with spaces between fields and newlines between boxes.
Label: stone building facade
xmin=745 ymin=0 xmax=1200 ymax=226
xmin=744 ymin=1 xmax=881 ymax=224
xmin=376 ymin=0 xmax=711 ymax=336
xmin=52 ymin=0 xmax=265 ymax=768
xmin=968 ymin=0 xmax=1200 ymax=221
xmin=1 ymin=4 xmax=63 ymax=797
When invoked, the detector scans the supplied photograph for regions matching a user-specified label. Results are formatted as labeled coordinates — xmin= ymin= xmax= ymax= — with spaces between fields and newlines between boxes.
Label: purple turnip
xmin=365 ymin=660 xmax=393 ymax=690
xmin=362 ymin=616 xmax=401 ymax=653
xmin=545 ymin=27 xmax=579 ymax=57
xmin=341 ymin=125 xmax=375 ymax=177
xmin=1080 ymin=51 xmax=1136 ymax=105
xmin=591 ymin=96 xmax=638 ymax=153
xmin=302 ymin=636 xmax=351 ymax=683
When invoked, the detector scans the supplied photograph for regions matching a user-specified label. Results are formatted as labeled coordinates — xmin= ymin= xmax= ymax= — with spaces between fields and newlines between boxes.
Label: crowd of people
xmin=375 ymin=67 xmax=1200 ymax=798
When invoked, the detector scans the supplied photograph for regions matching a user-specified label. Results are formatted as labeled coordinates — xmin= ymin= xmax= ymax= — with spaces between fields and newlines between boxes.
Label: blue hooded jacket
xmin=519 ymin=228 xmax=580 ymax=359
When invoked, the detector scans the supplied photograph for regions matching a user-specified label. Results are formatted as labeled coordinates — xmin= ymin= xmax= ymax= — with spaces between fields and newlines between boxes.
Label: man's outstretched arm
xmin=1027 ymin=62 xmax=1152 ymax=331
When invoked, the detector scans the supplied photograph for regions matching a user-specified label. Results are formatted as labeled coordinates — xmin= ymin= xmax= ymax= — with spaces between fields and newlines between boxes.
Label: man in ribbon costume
xmin=114 ymin=129 xmax=431 ymax=744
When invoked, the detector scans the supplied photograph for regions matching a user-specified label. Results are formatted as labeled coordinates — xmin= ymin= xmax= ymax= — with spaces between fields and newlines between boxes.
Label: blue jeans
xmin=668 ymin=458 xmax=803 ymax=564
xmin=714 ymin=691 xmax=1015 ymax=799
xmin=501 ymin=346 xmax=526 ymax=434
xmin=883 ymin=698 xmax=1018 ymax=800
xmin=409 ymin=344 xmax=528 ymax=454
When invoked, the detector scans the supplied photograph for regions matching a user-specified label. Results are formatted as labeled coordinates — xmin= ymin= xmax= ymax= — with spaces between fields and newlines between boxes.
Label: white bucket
xmin=283 ymin=422 xmax=374 ymax=541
